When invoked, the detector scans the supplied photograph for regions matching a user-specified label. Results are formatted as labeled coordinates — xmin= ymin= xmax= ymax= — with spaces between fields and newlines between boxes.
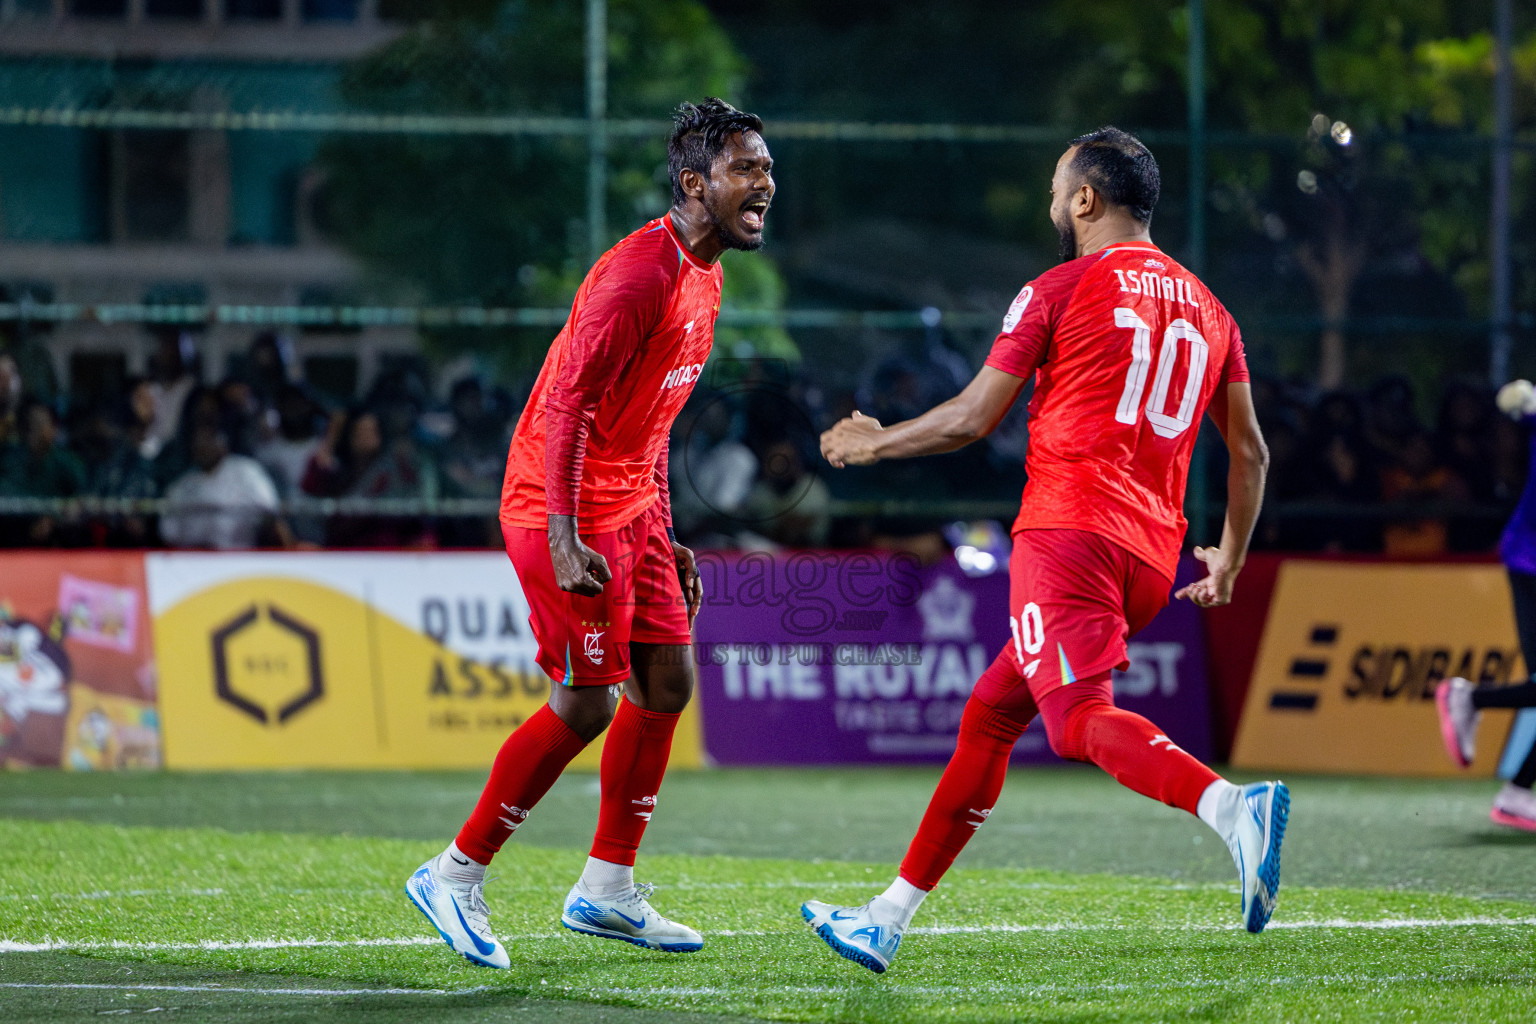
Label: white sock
xmin=580 ymin=856 xmax=634 ymax=897
xmin=876 ymin=876 xmax=929 ymax=929
xmin=1196 ymin=779 xmax=1240 ymax=837
xmin=436 ymin=841 xmax=486 ymax=884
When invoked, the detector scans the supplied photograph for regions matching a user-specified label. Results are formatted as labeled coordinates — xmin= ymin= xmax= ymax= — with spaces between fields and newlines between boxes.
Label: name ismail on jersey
xmin=1111 ymin=266 xmax=1202 ymax=307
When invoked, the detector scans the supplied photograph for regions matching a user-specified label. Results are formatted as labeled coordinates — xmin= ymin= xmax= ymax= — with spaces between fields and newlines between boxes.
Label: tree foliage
xmin=319 ymin=0 xmax=793 ymax=375
xmin=1055 ymin=0 xmax=1536 ymax=386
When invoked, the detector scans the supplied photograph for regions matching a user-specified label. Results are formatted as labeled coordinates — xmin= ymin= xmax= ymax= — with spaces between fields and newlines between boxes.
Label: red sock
xmin=455 ymin=704 xmax=589 ymax=864
xmin=1039 ymin=671 xmax=1218 ymax=815
xmin=590 ymin=699 xmax=680 ymax=866
xmin=898 ymin=696 xmax=1028 ymax=891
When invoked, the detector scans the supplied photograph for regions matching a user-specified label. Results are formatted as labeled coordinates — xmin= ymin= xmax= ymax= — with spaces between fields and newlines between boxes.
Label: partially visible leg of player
xmin=405 ymin=681 xmax=611 ymax=969
xmin=406 ymin=520 xmax=634 ymax=968
xmin=1448 ymin=567 xmax=1536 ymax=830
xmin=802 ymin=651 xmax=1035 ymax=974
xmin=560 ymin=503 xmax=704 ymax=951
xmin=1034 ymin=671 xmax=1288 ymax=934
xmin=561 ymin=641 xmax=704 ymax=951
xmin=1018 ymin=530 xmax=1288 ymax=935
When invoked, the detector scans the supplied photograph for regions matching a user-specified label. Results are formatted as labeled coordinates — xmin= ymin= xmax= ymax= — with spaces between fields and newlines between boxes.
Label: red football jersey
xmin=501 ymin=216 xmax=721 ymax=532
xmin=985 ymin=243 xmax=1249 ymax=581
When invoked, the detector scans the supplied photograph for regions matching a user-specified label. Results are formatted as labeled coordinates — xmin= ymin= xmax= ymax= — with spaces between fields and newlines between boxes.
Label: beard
xmin=704 ymin=188 xmax=765 ymax=253
xmin=1054 ymin=210 xmax=1077 ymax=263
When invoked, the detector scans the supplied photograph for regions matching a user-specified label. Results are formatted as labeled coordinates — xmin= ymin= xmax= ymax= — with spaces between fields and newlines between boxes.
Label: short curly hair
xmin=668 ymin=98 xmax=765 ymax=205
xmin=1068 ymin=126 xmax=1161 ymax=226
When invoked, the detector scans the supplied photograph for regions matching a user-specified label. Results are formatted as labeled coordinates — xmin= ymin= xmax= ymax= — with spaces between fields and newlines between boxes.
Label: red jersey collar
xmin=1095 ymin=242 xmax=1163 ymax=260
xmin=663 ymin=213 xmax=718 ymax=273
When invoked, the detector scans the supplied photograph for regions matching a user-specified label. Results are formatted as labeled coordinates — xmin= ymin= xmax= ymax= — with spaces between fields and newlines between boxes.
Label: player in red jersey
xmin=406 ymin=99 xmax=774 ymax=968
xmin=802 ymin=127 xmax=1286 ymax=974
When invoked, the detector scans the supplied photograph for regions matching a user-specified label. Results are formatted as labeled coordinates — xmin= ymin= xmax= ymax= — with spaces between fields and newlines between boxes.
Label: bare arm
xmin=820 ymin=366 xmax=1028 ymax=467
xmin=1175 ymin=382 xmax=1268 ymax=607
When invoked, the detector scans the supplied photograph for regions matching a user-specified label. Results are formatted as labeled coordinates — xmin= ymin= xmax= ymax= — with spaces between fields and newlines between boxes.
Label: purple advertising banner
xmin=693 ymin=550 xmax=1212 ymax=765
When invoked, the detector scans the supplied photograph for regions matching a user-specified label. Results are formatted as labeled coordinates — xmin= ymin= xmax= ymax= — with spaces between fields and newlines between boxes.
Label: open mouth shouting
xmin=740 ymin=197 xmax=771 ymax=234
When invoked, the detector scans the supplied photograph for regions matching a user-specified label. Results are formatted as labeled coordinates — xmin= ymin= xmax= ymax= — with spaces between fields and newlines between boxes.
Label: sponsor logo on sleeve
xmin=1001 ymin=286 xmax=1034 ymax=333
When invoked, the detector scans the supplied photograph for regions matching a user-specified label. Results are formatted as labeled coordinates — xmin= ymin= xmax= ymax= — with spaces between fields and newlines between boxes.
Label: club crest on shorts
xmin=584 ymin=627 xmax=605 ymax=665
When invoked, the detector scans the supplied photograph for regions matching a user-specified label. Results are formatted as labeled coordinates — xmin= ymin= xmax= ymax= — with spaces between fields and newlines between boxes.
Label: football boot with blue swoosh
xmin=801 ymin=897 xmax=904 ymax=974
xmin=404 ymin=857 xmax=510 ymax=969
xmin=1225 ymin=780 xmax=1290 ymax=933
xmin=561 ymin=879 xmax=703 ymax=952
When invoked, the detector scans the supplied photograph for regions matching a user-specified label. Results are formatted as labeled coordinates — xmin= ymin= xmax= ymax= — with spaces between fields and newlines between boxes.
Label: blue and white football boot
xmin=1224 ymin=781 xmax=1290 ymax=934
xmin=561 ymin=880 xmax=703 ymax=952
xmin=801 ymin=897 xmax=903 ymax=974
xmin=404 ymin=857 xmax=510 ymax=969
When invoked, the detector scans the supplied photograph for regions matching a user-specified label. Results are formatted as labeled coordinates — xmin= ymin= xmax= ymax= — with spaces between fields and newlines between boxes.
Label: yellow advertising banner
xmin=1232 ymin=561 xmax=1522 ymax=776
xmin=147 ymin=553 xmax=703 ymax=771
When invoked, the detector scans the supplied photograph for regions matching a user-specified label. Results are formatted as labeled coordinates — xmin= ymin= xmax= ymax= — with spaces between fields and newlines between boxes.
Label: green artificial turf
xmin=2 ymin=768 xmax=1534 ymax=1022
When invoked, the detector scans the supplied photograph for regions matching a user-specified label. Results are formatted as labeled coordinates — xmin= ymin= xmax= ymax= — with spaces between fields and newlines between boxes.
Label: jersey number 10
xmin=1112 ymin=308 xmax=1209 ymax=439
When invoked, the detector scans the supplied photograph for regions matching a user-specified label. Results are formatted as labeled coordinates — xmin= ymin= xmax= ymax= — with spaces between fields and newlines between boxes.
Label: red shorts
xmin=1004 ymin=528 xmax=1171 ymax=700
xmin=502 ymin=501 xmax=691 ymax=688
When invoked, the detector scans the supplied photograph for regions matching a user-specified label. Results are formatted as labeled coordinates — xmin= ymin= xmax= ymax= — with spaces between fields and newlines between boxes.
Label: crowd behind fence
xmin=0 ymin=325 xmax=1522 ymax=558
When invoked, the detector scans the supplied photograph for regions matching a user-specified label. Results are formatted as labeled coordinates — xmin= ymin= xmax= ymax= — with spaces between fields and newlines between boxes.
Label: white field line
xmin=0 ymin=879 xmax=1129 ymax=900
xmin=7 ymin=970 xmax=1535 ymax=1002
xmin=591 ymin=969 xmax=1536 ymax=1000
xmin=4 ymin=914 xmax=1534 ymax=955
xmin=906 ymin=915 xmax=1536 ymax=935
xmin=2 ymin=888 xmax=227 ymax=901
xmin=0 ymin=982 xmax=487 ymax=997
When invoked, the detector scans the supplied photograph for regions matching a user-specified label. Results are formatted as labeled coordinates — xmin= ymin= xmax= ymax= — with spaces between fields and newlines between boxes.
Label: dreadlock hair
xmin=1068 ymin=126 xmax=1161 ymax=225
xmin=668 ymin=98 xmax=765 ymax=205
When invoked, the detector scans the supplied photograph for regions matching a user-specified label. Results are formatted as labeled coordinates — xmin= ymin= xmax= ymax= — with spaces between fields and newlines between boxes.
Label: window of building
xmin=225 ymin=0 xmax=282 ymax=19
xmin=69 ymin=0 xmax=128 ymax=16
xmin=112 ymin=131 xmax=191 ymax=242
xmin=145 ymin=0 xmax=204 ymax=17
xmin=302 ymin=0 xmax=357 ymax=22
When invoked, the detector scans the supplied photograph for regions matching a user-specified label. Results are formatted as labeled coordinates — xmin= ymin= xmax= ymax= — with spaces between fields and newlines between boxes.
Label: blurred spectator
xmin=672 ymin=396 xmax=757 ymax=540
xmin=740 ymin=439 xmax=831 ymax=548
xmin=1437 ymin=380 xmax=1498 ymax=501
xmin=1363 ymin=374 xmax=1421 ymax=467
xmin=243 ymin=332 xmax=297 ymax=409
xmin=256 ymin=386 xmax=328 ymax=545
xmin=124 ymin=377 xmax=166 ymax=462
xmin=160 ymin=424 xmax=286 ymax=550
xmin=215 ymin=377 xmax=263 ymax=457
xmin=1380 ymin=430 xmax=1467 ymax=557
xmin=302 ymin=408 xmax=436 ymax=547
xmin=0 ymin=353 xmax=20 ymax=450
xmin=1436 ymin=379 xmax=1502 ymax=551
xmin=73 ymin=388 xmax=160 ymax=547
xmin=0 ymin=401 xmax=88 ymax=545
xmin=439 ymin=378 xmax=507 ymax=500
xmin=438 ymin=378 xmax=509 ymax=547
xmin=1304 ymin=391 xmax=1380 ymax=551
xmin=257 ymin=386 xmax=325 ymax=497
xmin=145 ymin=331 xmax=199 ymax=451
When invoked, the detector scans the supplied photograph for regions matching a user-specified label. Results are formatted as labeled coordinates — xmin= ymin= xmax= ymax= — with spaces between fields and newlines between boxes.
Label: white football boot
xmin=1490 ymin=782 xmax=1536 ymax=833
xmin=801 ymin=897 xmax=904 ymax=974
xmin=1434 ymin=677 xmax=1480 ymax=768
xmin=405 ymin=857 xmax=510 ymax=969
xmin=1219 ymin=781 xmax=1290 ymax=934
xmin=560 ymin=879 xmax=702 ymax=952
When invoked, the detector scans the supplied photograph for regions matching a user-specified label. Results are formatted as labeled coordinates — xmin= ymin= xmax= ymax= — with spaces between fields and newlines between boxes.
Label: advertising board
xmin=147 ymin=552 xmax=703 ymax=770
xmin=691 ymin=551 xmax=1213 ymax=765
xmin=1233 ymin=561 xmax=1521 ymax=776
xmin=0 ymin=553 xmax=157 ymax=769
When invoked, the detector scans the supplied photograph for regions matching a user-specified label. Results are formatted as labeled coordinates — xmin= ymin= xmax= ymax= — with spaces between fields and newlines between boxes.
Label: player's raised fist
xmin=547 ymin=515 xmax=613 ymax=596
xmin=821 ymin=410 xmax=884 ymax=468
